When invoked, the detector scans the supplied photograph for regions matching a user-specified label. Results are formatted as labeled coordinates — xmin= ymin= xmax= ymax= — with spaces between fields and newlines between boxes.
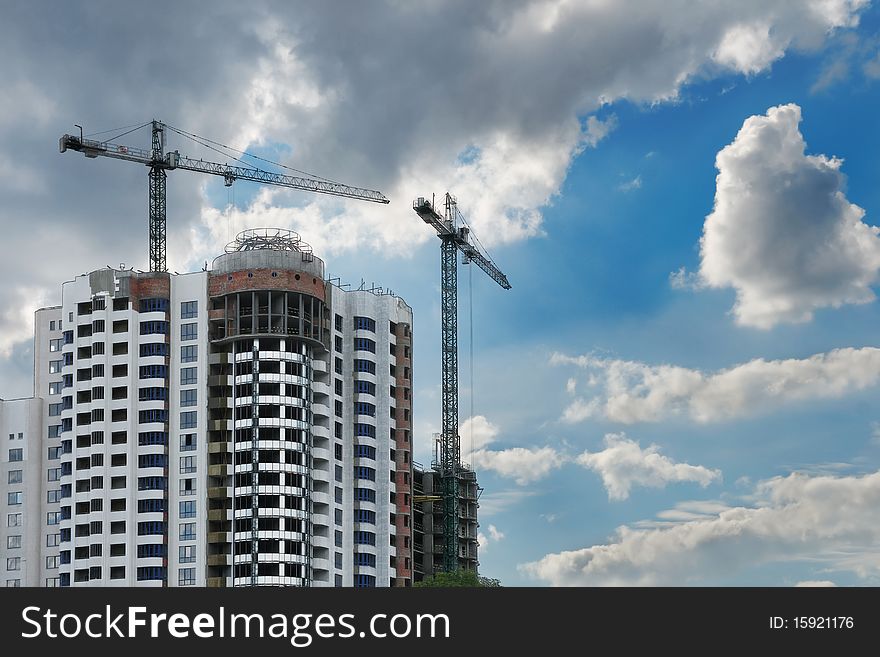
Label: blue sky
xmin=3 ymin=1 xmax=880 ymax=586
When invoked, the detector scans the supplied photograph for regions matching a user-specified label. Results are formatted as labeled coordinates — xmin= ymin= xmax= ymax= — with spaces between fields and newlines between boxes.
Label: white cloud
xmin=712 ymin=22 xmax=788 ymax=74
xmin=617 ymin=175 xmax=642 ymax=192
xmin=576 ymin=433 xmax=721 ymax=500
xmin=0 ymin=1 xmax=869 ymax=372
xmin=478 ymin=524 xmax=506 ymax=554
xmin=0 ymin=286 xmax=52 ymax=359
xmin=479 ymin=489 xmax=537 ymax=517
xmin=795 ymin=580 xmax=838 ymax=587
xmin=698 ymin=103 xmax=880 ymax=328
xmin=459 ymin=415 xmax=501 ymax=461
xmin=553 ymin=347 xmax=880 ymax=424
xmin=520 ymin=468 xmax=880 ymax=586
xmin=470 ymin=446 xmax=567 ymax=485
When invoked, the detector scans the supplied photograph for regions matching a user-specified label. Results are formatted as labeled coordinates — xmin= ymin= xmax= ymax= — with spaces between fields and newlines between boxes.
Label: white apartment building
xmin=0 ymin=229 xmax=414 ymax=587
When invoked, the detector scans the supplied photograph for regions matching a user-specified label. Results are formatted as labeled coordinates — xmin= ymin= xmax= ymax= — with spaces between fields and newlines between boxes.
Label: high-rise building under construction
xmin=0 ymin=229 xmax=418 ymax=587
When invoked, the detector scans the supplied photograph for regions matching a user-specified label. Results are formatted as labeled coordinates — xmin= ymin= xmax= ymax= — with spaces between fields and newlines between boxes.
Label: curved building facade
xmin=4 ymin=228 xmax=416 ymax=588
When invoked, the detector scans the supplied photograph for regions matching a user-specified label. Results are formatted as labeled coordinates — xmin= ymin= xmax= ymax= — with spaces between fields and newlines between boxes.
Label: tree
xmin=414 ymin=570 xmax=502 ymax=587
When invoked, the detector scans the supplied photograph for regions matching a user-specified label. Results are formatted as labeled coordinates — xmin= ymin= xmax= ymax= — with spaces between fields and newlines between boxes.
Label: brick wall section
xmin=393 ymin=322 xmax=413 ymax=585
xmin=208 ymin=269 xmax=326 ymax=302
xmin=128 ymin=273 xmax=171 ymax=305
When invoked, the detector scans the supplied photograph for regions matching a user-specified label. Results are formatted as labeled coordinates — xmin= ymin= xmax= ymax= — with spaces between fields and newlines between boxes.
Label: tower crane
xmin=412 ymin=193 xmax=511 ymax=572
xmin=60 ymin=120 xmax=389 ymax=272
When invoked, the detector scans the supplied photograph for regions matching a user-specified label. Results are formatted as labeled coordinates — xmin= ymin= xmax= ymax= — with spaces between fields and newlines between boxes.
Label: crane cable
xmin=164 ymin=124 xmax=345 ymax=186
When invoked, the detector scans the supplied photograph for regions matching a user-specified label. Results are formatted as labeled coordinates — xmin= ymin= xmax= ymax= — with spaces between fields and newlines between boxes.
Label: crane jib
xmin=59 ymin=119 xmax=391 ymax=271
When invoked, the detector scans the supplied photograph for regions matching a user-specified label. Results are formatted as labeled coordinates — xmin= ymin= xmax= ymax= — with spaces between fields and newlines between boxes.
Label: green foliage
xmin=414 ymin=570 xmax=502 ymax=588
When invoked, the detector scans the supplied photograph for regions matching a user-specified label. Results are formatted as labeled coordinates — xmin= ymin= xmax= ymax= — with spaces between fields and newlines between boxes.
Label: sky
xmin=3 ymin=0 xmax=880 ymax=586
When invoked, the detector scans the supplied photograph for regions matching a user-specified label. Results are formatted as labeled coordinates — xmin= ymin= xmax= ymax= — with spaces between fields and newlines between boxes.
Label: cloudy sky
xmin=4 ymin=0 xmax=880 ymax=586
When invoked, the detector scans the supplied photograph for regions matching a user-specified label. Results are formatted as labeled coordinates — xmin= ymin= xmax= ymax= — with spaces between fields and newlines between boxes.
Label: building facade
xmin=1 ymin=229 xmax=418 ymax=587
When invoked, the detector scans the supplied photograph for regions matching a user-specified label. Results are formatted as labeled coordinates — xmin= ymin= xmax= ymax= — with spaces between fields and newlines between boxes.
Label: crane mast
xmin=413 ymin=193 xmax=510 ymax=572
xmin=60 ymin=119 xmax=390 ymax=272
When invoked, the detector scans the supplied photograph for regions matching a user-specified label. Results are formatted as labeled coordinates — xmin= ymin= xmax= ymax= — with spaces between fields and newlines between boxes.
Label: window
xmin=46 ymin=556 xmax=59 ymax=570
xmin=48 ymin=403 xmax=62 ymax=416
xmin=335 ymin=378 xmax=343 ymax=395
xmin=356 ymin=380 xmax=375 ymax=395
xmin=179 ymin=501 xmax=196 ymax=519
xmin=139 ymin=387 xmax=167 ymax=401
xmin=180 ymin=478 xmax=195 ymax=496
xmin=356 ymin=509 xmax=376 ymax=524
xmin=334 ymin=400 xmax=343 ymax=417
xmin=139 ymin=342 xmax=168 ymax=357
xmin=46 ymin=512 xmax=61 ymax=526
xmin=139 ymin=364 xmax=168 ymax=379
xmin=335 ymin=509 xmax=343 ymax=526
xmin=180 ymin=301 xmax=198 ymax=319
xmin=137 ymin=544 xmax=165 ymax=558
xmin=179 ymin=545 xmax=196 ymax=563
xmin=49 ymin=338 xmax=63 ymax=352
xmin=179 ymin=568 xmax=196 ymax=586
xmin=7 ymin=535 xmax=21 ymax=549
xmin=112 ymin=342 xmax=128 ymax=355
xmin=355 ymin=402 xmax=376 ymax=416
xmin=8 ymin=448 xmax=22 ymax=462
xmin=335 ymin=552 xmax=343 ymax=569
xmin=138 ymin=498 xmax=165 ymax=513
xmin=180 ymin=456 xmax=196 ymax=474
xmin=7 ymin=558 xmax=21 ymax=571
xmin=137 ymin=521 xmax=165 ymax=536
xmin=335 ymin=464 xmax=343 ymax=482
xmin=181 ymin=323 xmax=198 ymax=341
xmin=7 ymin=513 xmax=22 ymax=527
xmin=180 ymin=433 xmax=196 ymax=451
xmin=180 ymin=411 xmax=197 ymax=429
xmin=47 ymin=534 xmax=60 ymax=547
xmin=335 ymin=443 xmax=343 ymax=460
xmin=8 ymin=470 xmax=22 ymax=484
xmin=334 ymin=335 xmax=343 ymax=352
xmin=50 ymin=320 xmax=56 ymax=330
xmin=180 ymin=367 xmax=197 ymax=385
xmin=138 ymin=431 xmax=167 ymax=446
xmin=335 ymin=531 xmax=343 ymax=547
xmin=353 ymin=531 xmax=376 ymax=546
xmin=139 ymin=453 xmax=166 ymax=469
xmin=48 ymin=381 xmax=63 ymax=395
xmin=137 ymin=476 xmax=166 ymax=491
xmin=354 ymin=337 xmax=376 ymax=353
xmin=354 ymin=551 xmax=376 ymax=566
xmin=355 ymin=423 xmax=375 ymax=438
xmin=48 ymin=446 xmax=62 ymax=460
xmin=180 ymin=389 xmax=197 ymax=407
xmin=355 ymin=488 xmax=376 ymax=502
xmin=92 ymin=319 xmax=105 ymax=333
xmin=47 ymin=490 xmax=62 ymax=504
xmin=179 ymin=523 xmax=196 ymax=541
xmin=48 ymin=424 xmax=61 ymax=438
xmin=93 ymin=342 xmax=105 ymax=355
xmin=354 ymin=466 xmax=376 ymax=481
xmin=334 ymin=357 xmax=343 ymax=374
xmin=180 ymin=345 xmax=197 ymax=362
xmin=136 ymin=567 xmax=166 ymax=582
xmin=113 ymin=297 xmax=129 ymax=311
xmin=49 ymin=360 xmax=62 ymax=374
xmin=356 ymin=444 xmax=376 ymax=459
xmin=354 ymin=359 xmax=376 ymax=374
xmin=139 ymin=298 xmax=169 ymax=313
xmin=354 ymin=316 xmax=376 ymax=332
xmin=139 ymin=409 xmax=168 ymax=424
xmin=139 ymin=320 xmax=168 ymax=335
